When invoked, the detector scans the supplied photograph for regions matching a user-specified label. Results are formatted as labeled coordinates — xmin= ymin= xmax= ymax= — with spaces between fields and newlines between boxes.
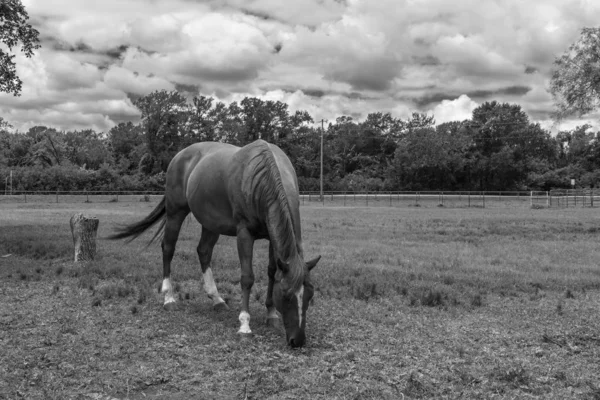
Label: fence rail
xmin=3 ymin=189 xmax=598 ymax=208
xmin=300 ymin=191 xmax=553 ymax=208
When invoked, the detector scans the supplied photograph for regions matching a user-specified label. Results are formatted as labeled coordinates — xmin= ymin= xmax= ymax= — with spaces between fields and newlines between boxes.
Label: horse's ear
xmin=277 ymin=259 xmax=290 ymax=274
xmin=306 ymin=255 xmax=321 ymax=271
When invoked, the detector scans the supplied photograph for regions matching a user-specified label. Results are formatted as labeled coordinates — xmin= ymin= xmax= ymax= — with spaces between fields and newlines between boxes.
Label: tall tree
xmin=133 ymin=90 xmax=189 ymax=172
xmin=227 ymin=97 xmax=312 ymax=146
xmin=108 ymin=122 xmax=145 ymax=172
xmin=63 ymin=129 xmax=112 ymax=170
xmin=22 ymin=126 xmax=65 ymax=167
xmin=549 ymin=27 xmax=600 ymax=120
xmin=0 ymin=0 xmax=41 ymax=96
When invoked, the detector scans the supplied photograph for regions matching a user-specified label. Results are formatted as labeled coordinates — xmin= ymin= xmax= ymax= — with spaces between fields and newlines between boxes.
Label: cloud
xmin=429 ymin=95 xmax=478 ymax=124
xmin=4 ymin=0 xmax=600 ymax=132
xmin=120 ymin=12 xmax=276 ymax=84
xmin=103 ymin=65 xmax=175 ymax=95
xmin=220 ymin=0 xmax=346 ymax=26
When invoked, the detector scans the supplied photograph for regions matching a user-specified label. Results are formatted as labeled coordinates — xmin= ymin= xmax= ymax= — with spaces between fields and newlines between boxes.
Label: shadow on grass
xmin=0 ymin=225 xmax=72 ymax=260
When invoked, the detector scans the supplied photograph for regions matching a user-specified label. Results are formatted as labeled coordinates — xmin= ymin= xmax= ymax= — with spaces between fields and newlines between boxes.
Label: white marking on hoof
xmin=295 ymin=286 xmax=304 ymax=327
xmin=203 ymin=268 xmax=226 ymax=306
xmin=164 ymin=294 xmax=176 ymax=305
xmin=162 ymin=278 xmax=176 ymax=306
xmin=238 ymin=311 xmax=252 ymax=334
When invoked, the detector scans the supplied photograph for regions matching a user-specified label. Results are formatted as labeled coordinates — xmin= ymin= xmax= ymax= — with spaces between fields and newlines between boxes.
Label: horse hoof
xmin=213 ymin=302 xmax=229 ymax=312
xmin=163 ymin=302 xmax=178 ymax=312
xmin=266 ymin=318 xmax=282 ymax=329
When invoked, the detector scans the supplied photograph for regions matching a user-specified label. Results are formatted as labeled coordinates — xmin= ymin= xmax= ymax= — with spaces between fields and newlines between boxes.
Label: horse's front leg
xmin=236 ymin=226 xmax=255 ymax=335
xmin=265 ymin=242 xmax=281 ymax=329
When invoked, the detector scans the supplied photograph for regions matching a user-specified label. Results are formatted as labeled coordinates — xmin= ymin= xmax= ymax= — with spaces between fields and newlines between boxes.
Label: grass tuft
xmin=471 ymin=292 xmax=484 ymax=307
xmin=493 ymin=365 xmax=530 ymax=387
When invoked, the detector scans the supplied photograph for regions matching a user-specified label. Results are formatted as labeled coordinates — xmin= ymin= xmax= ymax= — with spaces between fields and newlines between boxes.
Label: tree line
xmin=1 ymin=90 xmax=599 ymax=193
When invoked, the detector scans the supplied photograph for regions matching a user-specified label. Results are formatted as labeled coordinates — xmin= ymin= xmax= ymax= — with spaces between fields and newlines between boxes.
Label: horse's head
xmin=273 ymin=255 xmax=321 ymax=348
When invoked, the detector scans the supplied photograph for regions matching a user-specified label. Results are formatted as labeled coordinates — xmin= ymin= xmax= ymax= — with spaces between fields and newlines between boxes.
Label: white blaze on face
xmin=295 ymin=286 xmax=304 ymax=327
xmin=238 ymin=311 xmax=251 ymax=334
xmin=203 ymin=267 xmax=225 ymax=306
xmin=162 ymin=277 xmax=176 ymax=305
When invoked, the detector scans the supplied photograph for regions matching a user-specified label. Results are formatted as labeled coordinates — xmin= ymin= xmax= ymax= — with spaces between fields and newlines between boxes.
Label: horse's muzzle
xmin=287 ymin=330 xmax=306 ymax=348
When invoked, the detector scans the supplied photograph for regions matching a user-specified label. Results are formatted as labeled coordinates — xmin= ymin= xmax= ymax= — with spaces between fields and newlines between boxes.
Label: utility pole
xmin=320 ymin=119 xmax=324 ymax=202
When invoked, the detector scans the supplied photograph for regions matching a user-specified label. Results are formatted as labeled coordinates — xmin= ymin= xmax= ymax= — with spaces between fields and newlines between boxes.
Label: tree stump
xmin=70 ymin=213 xmax=99 ymax=262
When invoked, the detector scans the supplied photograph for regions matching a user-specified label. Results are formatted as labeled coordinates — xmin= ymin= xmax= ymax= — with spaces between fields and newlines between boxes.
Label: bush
xmin=0 ymin=165 xmax=166 ymax=192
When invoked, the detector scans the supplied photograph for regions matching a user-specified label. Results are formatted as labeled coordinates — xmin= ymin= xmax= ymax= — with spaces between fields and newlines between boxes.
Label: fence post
xmin=482 ymin=191 xmax=485 ymax=208
xmin=366 ymin=191 xmax=369 ymax=206
xmin=468 ymin=192 xmax=470 ymax=208
xmin=343 ymin=192 xmax=346 ymax=207
xmin=592 ymin=189 xmax=594 ymax=208
xmin=546 ymin=191 xmax=549 ymax=207
xmin=530 ymin=191 xmax=533 ymax=207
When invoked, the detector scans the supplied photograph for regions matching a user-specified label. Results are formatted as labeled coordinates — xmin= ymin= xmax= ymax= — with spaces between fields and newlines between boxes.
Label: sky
xmin=1 ymin=0 xmax=600 ymax=134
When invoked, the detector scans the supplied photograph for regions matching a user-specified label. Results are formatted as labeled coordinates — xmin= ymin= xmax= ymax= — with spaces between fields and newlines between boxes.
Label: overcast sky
xmin=1 ymin=0 xmax=600 ymax=134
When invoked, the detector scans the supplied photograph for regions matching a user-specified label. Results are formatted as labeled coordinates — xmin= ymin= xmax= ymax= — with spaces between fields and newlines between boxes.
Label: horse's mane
xmin=242 ymin=140 xmax=303 ymax=292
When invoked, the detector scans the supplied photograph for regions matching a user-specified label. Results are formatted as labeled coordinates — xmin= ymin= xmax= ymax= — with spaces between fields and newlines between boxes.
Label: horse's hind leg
xmin=161 ymin=209 xmax=189 ymax=311
xmin=197 ymin=228 xmax=228 ymax=311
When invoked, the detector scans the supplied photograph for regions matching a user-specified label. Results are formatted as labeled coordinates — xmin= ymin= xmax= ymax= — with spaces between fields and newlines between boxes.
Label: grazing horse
xmin=108 ymin=139 xmax=321 ymax=348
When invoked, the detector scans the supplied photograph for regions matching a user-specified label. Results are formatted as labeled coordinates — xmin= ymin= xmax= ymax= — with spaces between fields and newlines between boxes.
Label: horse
xmin=108 ymin=139 xmax=321 ymax=348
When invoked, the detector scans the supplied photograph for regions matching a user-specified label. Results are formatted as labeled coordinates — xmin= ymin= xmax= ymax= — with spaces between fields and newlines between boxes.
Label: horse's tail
xmin=106 ymin=196 xmax=167 ymax=245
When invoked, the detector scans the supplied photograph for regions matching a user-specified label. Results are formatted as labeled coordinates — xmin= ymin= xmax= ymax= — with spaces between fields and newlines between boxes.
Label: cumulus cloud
xmin=429 ymin=95 xmax=478 ymax=124
xmin=103 ymin=66 xmax=175 ymax=96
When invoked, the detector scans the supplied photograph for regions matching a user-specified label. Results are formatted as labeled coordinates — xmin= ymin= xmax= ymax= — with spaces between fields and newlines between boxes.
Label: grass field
xmin=1 ymin=201 xmax=600 ymax=399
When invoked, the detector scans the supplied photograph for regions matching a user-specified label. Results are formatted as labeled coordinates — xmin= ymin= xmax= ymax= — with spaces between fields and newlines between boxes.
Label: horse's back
xmin=165 ymin=140 xmax=301 ymax=239
xmin=166 ymin=142 xmax=240 ymax=234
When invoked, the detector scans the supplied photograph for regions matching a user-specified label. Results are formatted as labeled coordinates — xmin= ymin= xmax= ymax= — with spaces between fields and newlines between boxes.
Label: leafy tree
xmin=133 ymin=90 xmax=189 ymax=172
xmin=225 ymin=97 xmax=313 ymax=146
xmin=0 ymin=0 xmax=41 ymax=96
xmin=187 ymin=95 xmax=221 ymax=142
xmin=108 ymin=122 xmax=145 ymax=172
xmin=24 ymin=126 xmax=65 ymax=167
xmin=392 ymin=123 xmax=470 ymax=190
xmin=549 ymin=27 xmax=600 ymax=119
xmin=63 ymin=129 xmax=112 ymax=170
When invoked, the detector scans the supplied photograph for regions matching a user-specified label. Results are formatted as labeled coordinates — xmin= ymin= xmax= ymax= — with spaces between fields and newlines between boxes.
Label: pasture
xmin=1 ymin=200 xmax=600 ymax=399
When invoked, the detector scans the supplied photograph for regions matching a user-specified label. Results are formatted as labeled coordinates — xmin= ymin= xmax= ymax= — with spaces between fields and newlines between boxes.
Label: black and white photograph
xmin=1 ymin=0 xmax=600 ymax=398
